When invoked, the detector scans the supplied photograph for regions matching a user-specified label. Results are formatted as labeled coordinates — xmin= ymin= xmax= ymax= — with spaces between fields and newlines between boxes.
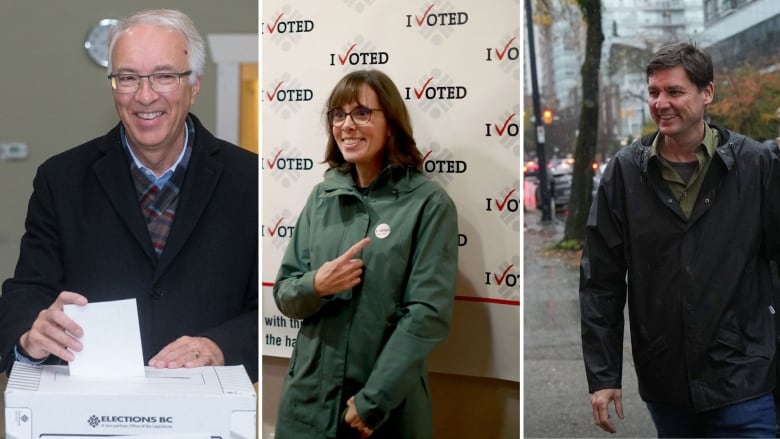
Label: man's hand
xmin=148 ymin=335 xmax=224 ymax=369
xmin=345 ymin=395 xmax=373 ymax=438
xmin=313 ymin=238 xmax=371 ymax=297
xmin=591 ymin=388 xmax=624 ymax=434
xmin=19 ymin=291 xmax=88 ymax=362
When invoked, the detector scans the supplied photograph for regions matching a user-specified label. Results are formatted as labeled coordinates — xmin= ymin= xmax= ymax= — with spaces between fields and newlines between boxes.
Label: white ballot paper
xmin=63 ymin=298 xmax=145 ymax=377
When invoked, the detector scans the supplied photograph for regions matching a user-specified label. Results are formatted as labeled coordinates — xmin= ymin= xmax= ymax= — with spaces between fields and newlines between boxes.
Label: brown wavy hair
xmin=323 ymin=69 xmax=422 ymax=172
xmin=646 ymin=42 xmax=713 ymax=91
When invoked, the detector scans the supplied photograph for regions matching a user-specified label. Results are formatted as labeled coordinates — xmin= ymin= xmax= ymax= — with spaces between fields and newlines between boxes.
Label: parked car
xmin=530 ymin=157 xmax=573 ymax=213
xmin=523 ymin=159 xmax=540 ymax=178
xmin=548 ymin=158 xmax=573 ymax=211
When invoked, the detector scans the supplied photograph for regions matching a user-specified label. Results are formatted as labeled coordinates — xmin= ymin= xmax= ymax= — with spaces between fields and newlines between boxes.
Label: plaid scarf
xmin=123 ymin=118 xmax=194 ymax=257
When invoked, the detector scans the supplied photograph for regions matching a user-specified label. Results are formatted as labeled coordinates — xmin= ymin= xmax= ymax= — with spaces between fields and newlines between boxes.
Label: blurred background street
xmin=523 ymin=210 xmax=655 ymax=438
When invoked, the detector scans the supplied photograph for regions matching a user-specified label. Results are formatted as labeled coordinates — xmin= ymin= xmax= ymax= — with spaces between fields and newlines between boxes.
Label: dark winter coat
xmin=0 ymin=114 xmax=258 ymax=382
xmin=581 ymin=125 xmax=780 ymax=411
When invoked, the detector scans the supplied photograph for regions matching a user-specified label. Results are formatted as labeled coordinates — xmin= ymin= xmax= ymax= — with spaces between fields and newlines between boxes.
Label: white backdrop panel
xmin=262 ymin=0 xmax=520 ymax=382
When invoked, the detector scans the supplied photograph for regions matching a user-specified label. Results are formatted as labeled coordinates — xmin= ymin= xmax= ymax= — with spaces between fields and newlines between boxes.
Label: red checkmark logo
xmin=495 ymin=113 xmax=516 ymax=136
xmin=493 ymin=264 xmax=515 ymax=285
xmin=338 ymin=43 xmax=357 ymax=65
xmin=267 ymin=13 xmax=284 ymax=34
xmin=495 ymin=189 xmax=517 ymax=211
xmin=266 ymin=150 xmax=283 ymax=169
xmin=266 ymin=81 xmax=283 ymax=102
xmin=415 ymin=4 xmax=435 ymax=26
xmin=414 ymin=77 xmax=434 ymax=99
xmin=268 ymin=217 xmax=284 ymax=237
xmin=422 ymin=150 xmax=433 ymax=161
xmin=495 ymin=37 xmax=517 ymax=60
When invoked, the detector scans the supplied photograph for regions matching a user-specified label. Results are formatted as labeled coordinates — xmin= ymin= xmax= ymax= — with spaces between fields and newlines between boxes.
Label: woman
xmin=273 ymin=69 xmax=459 ymax=438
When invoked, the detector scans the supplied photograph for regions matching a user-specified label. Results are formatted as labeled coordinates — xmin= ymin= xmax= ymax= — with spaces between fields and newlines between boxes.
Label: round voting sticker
xmin=374 ymin=223 xmax=391 ymax=239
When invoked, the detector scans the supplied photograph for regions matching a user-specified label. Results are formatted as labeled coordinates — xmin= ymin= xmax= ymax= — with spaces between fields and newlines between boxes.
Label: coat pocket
xmin=712 ymin=327 xmax=770 ymax=360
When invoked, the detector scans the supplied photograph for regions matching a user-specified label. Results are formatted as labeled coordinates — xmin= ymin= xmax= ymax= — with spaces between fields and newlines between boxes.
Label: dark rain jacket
xmin=273 ymin=166 xmax=458 ymax=438
xmin=580 ymin=125 xmax=780 ymax=411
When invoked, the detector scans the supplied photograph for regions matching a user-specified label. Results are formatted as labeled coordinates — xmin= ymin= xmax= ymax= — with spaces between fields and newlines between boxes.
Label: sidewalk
xmin=523 ymin=210 xmax=655 ymax=438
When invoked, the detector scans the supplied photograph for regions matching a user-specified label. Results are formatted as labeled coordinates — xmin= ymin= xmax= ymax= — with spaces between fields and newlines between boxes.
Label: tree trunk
xmin=563 ymin=0 xmax=604 ymax=243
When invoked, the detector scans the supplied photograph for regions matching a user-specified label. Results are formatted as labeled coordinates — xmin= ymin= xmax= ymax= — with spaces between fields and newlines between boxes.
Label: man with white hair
xmin=0 ymin=9 xmax=258 ymax=382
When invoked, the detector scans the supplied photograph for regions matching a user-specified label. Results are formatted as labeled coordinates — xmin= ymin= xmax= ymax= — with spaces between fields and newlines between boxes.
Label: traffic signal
xmin=543 ymin=109 xmax=553 ymax=124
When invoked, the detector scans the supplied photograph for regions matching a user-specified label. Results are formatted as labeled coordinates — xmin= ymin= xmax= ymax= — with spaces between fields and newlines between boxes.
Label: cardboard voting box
xmin=4 ymin=362 xmax=256 ymax=438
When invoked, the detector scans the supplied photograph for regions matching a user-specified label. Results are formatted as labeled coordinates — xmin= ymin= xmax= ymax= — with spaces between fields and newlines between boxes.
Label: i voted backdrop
xmin=262 ymin=0 xmax=520 ymax=382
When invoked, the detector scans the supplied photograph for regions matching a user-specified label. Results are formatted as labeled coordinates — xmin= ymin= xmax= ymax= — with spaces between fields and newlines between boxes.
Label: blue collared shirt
xmin=123 ymin=124 xmax=189 ymax=188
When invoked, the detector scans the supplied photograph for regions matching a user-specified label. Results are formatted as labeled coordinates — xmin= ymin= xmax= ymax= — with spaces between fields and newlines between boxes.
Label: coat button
xmin=152 ymin=288 xmax=165 ymax=299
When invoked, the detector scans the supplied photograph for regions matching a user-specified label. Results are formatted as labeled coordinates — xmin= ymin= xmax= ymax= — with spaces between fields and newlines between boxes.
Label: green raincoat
xmin=274 ymin=166 xmax=458 ymax=438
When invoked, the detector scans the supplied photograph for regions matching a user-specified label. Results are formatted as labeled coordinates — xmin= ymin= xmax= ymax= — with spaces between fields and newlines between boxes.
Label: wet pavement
xmin=523 ymin=210 xmax=655 ymax=438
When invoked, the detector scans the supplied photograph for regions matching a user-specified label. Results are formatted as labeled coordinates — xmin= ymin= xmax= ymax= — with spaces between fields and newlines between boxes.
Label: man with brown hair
xmin=581 ymin=41 xmax=780 ymax=436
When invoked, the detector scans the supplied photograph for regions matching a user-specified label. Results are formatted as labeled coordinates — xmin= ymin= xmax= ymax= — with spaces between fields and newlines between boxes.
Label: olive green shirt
xmin=650 ymin=123 xmax=719 ymax=219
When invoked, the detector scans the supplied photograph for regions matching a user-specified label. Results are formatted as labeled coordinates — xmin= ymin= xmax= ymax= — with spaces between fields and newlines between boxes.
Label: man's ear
xmin=190 ymin=74 xmax=202 ymax=105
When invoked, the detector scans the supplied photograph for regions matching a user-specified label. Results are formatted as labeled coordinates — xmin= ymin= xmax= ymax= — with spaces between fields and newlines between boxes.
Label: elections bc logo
xmin=405 ymin=2 xmax=470 ymax=45
xmin=86 ymin=414 xmax=174 ymax=428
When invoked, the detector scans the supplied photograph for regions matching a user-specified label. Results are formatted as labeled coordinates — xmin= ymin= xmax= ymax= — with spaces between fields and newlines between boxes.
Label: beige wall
xmin=0 ymin=0 xmax=258 ymax=280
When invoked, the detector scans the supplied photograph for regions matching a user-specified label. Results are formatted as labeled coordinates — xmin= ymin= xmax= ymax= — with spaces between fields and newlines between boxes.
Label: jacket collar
xmin=638 ymin=123 xmax=737 ymax=176
xmin=320 ymin=165 xmax=425 ymax=196
xmin=92 ymin=113 xmax=224 ymax=275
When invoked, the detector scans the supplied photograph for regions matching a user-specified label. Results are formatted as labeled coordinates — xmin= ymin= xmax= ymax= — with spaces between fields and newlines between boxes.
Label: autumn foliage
xmin=708 ymin=62 xmax=780 ymax=142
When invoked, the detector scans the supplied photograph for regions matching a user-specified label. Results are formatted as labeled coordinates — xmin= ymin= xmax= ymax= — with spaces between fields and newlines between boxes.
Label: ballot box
xmin=4 ymin=362 xmax=256 ymax=438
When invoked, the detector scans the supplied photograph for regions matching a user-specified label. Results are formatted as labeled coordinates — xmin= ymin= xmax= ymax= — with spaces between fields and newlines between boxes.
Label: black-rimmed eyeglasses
xmin=108 ymin=71 xmax=192 ymax=94
xmin=327 ymin=106 xmax=383 ymax=126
